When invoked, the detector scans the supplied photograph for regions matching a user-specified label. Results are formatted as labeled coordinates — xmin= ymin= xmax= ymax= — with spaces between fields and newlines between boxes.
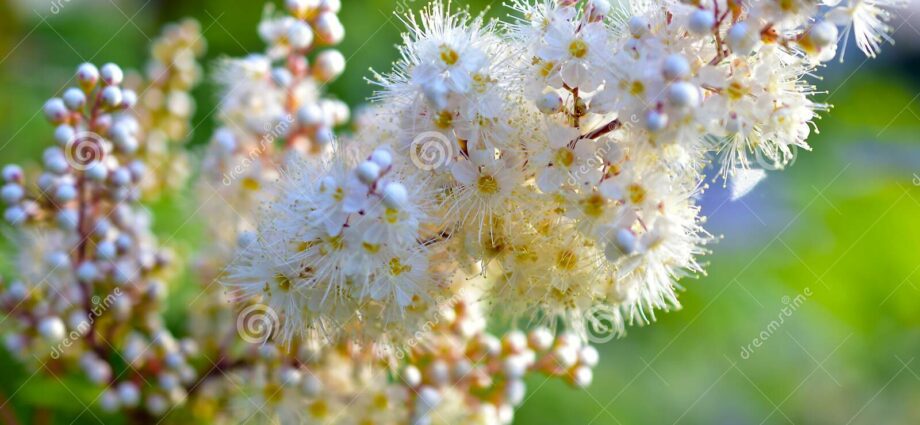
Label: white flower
xmin=537 ymin=15 xmax=608 ymax=90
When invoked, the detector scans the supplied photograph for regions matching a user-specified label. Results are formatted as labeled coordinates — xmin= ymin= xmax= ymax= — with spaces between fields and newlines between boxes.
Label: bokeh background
xmin=1 ymin=0 xmax=919 ymax=424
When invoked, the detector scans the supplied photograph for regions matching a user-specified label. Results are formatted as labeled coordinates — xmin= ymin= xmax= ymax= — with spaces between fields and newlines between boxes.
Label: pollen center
xmin=439 ymin=44 xmax=459 ymax=65
xmin=568 ymin=39 xmax=588 ymax=58
xmin=477 ymin=175 xmax=500 ymax=194
xmin=555 ymin=148 xmax=575 ymax=167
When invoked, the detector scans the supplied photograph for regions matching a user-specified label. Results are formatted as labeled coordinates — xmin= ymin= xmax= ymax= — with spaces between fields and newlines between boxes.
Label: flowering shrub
xmin=0 ymin=0 xmax=900 ymax=423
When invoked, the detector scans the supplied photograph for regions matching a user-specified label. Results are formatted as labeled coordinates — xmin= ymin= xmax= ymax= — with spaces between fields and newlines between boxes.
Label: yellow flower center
xmin=388 ymin=257 xmax=412 ymax=276
xmin=627 ymin=183 xmax=647 ymax=204
xmin=568 ymin=39 xmax=588 ymax=58
xmin=439 ymin=44 xmax=459 ymax=65
xmin=555 ymin=148 xmax=575 ymax=167
xmin=581 ymin=192 xmax=606 ymax=217
xmin=727 ymin=81 xmax=747 ymax=101
xmin=556 ymin=249 xmax=579 ymax=270
xmin=434 ymin=110 xmax=453 ymax=129
xmin=477 ymin=175 xmax=500 ymax=195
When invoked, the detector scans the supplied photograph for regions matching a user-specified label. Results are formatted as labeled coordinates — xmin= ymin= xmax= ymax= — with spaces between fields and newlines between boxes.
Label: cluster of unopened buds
xmin=0 ymin=0 xmax=901 ymax=423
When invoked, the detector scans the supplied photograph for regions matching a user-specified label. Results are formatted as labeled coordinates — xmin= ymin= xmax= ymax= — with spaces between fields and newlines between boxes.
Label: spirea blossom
xmin=0 ymin=0 xmax=901 ymax=423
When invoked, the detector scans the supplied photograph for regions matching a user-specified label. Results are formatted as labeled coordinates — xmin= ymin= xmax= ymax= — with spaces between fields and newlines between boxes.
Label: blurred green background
xmin=1 ymin=0 xmax=919 ymax=424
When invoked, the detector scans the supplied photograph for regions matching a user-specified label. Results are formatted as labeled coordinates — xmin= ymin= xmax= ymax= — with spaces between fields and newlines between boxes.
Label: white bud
xmin=76 ymin=262 xmax=99 ymax=282
xmin=807 ymin=21 xmax=838 ymax=50
xmin=528 ymin=328 xmax=554 ymax=351
xmin=502 ymin=355 xmax=528 ymax=379
xmin=688 ymin=10 xmax=715 ymax=35
xmin=1 ymin=183 xmax=23 ymax=204
xmin=319 ymin=0 xmax=340 ymax=12
xmin=121 ymin=89 xmax=137 ymax=108
xmin=145 ymin=394 xmax=168 ymax=415
xmin=416 ymin=386 xmax=442 ymax=412
xmin=44 ymin=98 xmax=69 ymax=123
xmin=667 ymin=82 xmax=700 ymax=108
xmin=587 ymin=0 xmax=611 ymax=21
xmin=314 ymin=126 xmax=335 ymax=145
xmin=2 ymin=165 xmax=23 ymax=182
xmin=101 ymin=86 xmax=123 ymax=108
xmin=38 ymin=316 xmax=65 ymax=342
xmin=100 ymin=63 xmax=124 ymax=86
xmin=401 ymin=365 xmax=422 ymax=387
xmin=288 ymin=21 xmax=314 ymax=50
xmin=85 ymin=161 xmax=108 ymax=181
xmin=214 ymin=128 xmax=237 ymax=153
xmin=97 ymin=240 xmax=117 ymax=260
xmin=57 ymin=209 xmax=78 ymax=230
xmin=314 ymin=49 xmax=345 ymax=82
xmin=537 ymin=92 xmax=563 ymax=113
xmin=76 ymin=63 xmax=99 ymax=86
xmin=280 ymin=368 xmax=302 ymax=387
xmin=370 ymin=149 xmax=392 ymax=170
xmin=381 ymin=182 xmax=408 ymax=209
xmin=63 ymin=88 xmax=86 ymax=110
xmin=315 ymin=12 xmax=345 ymax=44
xmin=112 ymin=168 xmax=132 ymax=186
xmin=505 ymin=379 xmax=527 ymax=406
xmin=298 ymin=104 xmax=325 ymax=127
xmin=553 ymin=345 xmax=578 ymax=368
xmin=628 ymin=16 xmax=649 ymax=37
xmin=572 ymin=365 xmax=594 ymax=388
xmin=100 ymin=390 xmax=120 ymax=412
xmin=271 ymin=67 xmax=293 ymax=87
xmin=606 ymin=228 xmax=637 ymax=261
xmin=579 ymin=345 xmax=600 ymax=367
xmin=645 ymin=110 xmax=668 ymax=132
xmin=301 ymin=373 xmax=322 ymax=397
xmin=54 ymin=124 xmax=75 ymax=146
xmin=727 ymin=22 xmax=757 ymax=55
xmin=662 ymin=54 xmax=690 ymax=80
xmin=55 ymin=184 xmax=77 ymax=202
xmin=355 ymin=161 xmax=381 ymax=185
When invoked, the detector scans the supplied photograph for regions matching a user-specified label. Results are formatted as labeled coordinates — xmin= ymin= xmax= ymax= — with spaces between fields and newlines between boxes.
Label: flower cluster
xmin=1 ymin=60 xmax=198 ymax=416
xmin=129 ymin=19 xmax=206 ymax=198
xmin=0 ymin=0 xmax=900 ymax=423
xmin=230 ymin=0 xmax=901 ymax=386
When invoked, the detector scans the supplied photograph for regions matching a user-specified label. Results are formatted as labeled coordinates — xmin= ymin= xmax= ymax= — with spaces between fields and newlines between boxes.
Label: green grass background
xmin=1 ymin=0 xmax=919 ymax=423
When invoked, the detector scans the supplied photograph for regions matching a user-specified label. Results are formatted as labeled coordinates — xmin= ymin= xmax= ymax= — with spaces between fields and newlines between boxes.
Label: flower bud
xmin=382 ymin=182 xmax=408 ymax=210
xmin=355 ymin=161 xmax=380 ymax=185
xmin=44 ymin=98 xmax=69 ymax=123
xmin=313 ymin=49 xmax=345 ymax=82
xmin=645 ymin=110 xmax=668 ymax=132
xmin=100 ymin=63 xmax=124 ymax=86
xmin=101 ymin=86 xmax=123 ymax=108
xmin=537 ymin=92 xmax=563 ymax=113
xmin=38 ymin=316 xmax=65 ymax=342
xmin=688 ymin=9 xmax=715 ymax=35
xmin=63 ymin=88 xmax=86 ymax=110
xmin=76 ymin=63 xmax=99 ymax=87
xmin=315 ymin=12 xmax=345 ymax=45
xmin=370 ymin=149 xmax=392 ymax=170
xmin=667 ymin=82 xmax=700 ymax=108
xmin=662 ymin=54 xmax=690 ymax=80
xmin=288 ymin=21 xmax=314 ymax=50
